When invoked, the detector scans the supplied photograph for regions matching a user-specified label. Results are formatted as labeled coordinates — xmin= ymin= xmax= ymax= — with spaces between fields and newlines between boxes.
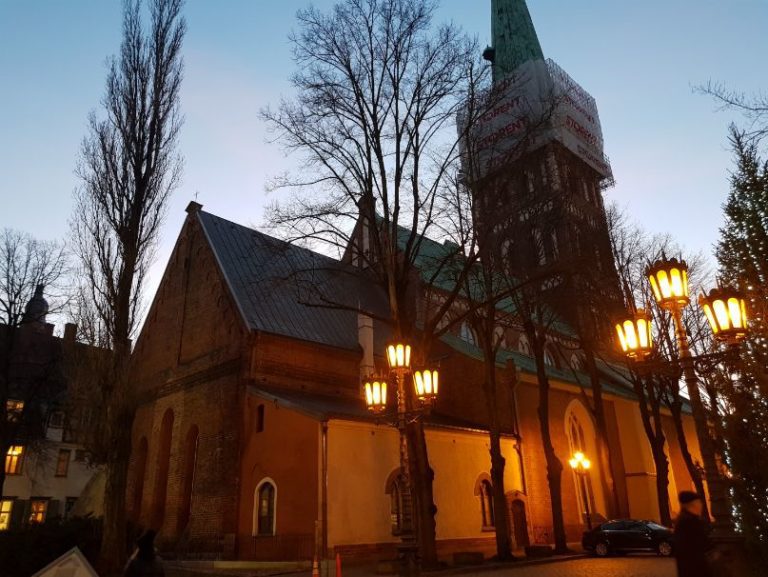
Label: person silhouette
xmin=123 ymin=529 xmax=165 ymax=577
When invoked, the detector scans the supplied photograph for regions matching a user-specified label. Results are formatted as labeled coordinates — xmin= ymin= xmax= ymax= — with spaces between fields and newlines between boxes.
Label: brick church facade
xmin=126 ymin=0 xmax=705 ymax=564
xmin=125 ymin=202 xmax=703 ymax=561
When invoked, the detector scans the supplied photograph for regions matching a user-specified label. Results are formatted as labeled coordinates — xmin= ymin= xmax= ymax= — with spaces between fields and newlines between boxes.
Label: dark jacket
xmin=673 ymin=510 xmax=713 ymax=577
xmin=123 ymin=551 xmax=165 ymax=577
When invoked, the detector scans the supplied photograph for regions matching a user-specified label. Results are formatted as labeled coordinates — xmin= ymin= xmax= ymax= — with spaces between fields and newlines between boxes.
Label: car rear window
xmin=647 ymin=522 xmax=670 ymax=531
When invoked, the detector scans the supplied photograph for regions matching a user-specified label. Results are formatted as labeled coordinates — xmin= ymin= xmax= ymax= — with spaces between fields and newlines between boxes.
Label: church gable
xmin=131 ymin=204 xmax=247 ymax=389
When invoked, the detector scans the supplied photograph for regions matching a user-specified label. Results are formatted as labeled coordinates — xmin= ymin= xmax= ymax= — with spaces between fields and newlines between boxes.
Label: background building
xmin=1 ymin=289 xmax=98 ymax=530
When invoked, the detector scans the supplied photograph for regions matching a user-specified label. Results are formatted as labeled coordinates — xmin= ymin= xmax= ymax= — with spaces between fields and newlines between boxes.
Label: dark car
xmin=582 ymin=519 xmax=673 ymax=557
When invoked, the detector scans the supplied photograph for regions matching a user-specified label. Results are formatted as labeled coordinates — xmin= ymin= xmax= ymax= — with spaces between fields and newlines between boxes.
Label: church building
xmin=125 ymin=0 xmax=705 ymax=563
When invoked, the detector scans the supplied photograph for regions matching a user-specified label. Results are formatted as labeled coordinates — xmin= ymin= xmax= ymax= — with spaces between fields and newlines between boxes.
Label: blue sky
xmin=1 ymin=0 xmax=766 ymax=304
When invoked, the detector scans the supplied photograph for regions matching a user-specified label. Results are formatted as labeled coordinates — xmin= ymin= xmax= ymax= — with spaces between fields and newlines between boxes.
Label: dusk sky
xmin=1 ymin=0 xmax=766 ymax=306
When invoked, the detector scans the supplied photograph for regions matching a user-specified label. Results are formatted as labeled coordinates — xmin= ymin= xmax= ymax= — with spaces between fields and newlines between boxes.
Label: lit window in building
xmin=55 ymin=449 xmax=71 ymax=477
xmin=5 ymin=446 xmax=24 ymax=475
xmin=0 ymin=500 xmax=12 ymax=531
xmin=255 ymin=481 xmax=276 ymax=536
xmin=29 ymin=500 xmax=48 ymax=524
xmin=6 ymin=400 xmax=24 ymax=423
xmin=480 ymin=480 xmax=495 ymax=529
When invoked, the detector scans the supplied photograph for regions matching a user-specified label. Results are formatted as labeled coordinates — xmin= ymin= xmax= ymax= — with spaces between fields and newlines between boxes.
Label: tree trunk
xmin=100 ymin=403 xmax=135 ymax=574
xmin=584 ymin=348 xmax=620 ymax=518
xmin=479 ymin=335 xmax=513 ymax=560
xmin=489 ymin=430 xmax=513 ymax=559
xmin=651 ymin=441 xmax=672 ymax=526
xmin=529 ymin=326 xmax=568 ymax=553
xmin=669 ymin=400 xmax=710 ymax=521
xmin=407 ymin=420 xmax=438 ymax=568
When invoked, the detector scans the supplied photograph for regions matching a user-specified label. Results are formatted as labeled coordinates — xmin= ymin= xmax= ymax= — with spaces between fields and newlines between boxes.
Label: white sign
xmin=32 ymin=547 xmax=99 ymax=577
xmin=461 ymin=58 xmax=612 ymax=182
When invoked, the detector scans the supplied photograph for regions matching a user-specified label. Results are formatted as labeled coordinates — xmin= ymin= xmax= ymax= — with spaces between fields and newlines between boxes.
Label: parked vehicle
xmin=582 ymin=519 xmax=673 ymax=557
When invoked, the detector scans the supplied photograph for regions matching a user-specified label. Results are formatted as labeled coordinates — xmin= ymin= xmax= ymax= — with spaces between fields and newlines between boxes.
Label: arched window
xmin=480 ymin=480 xmax=495 ymax=529
xmin=460 ymin=322 xmax=477 ymax=346
xmin=177 ymin=425 xmax=199 ymax=533
xmin=494 ymin=326 xmax=507 ymax=350
xmin=151 ymin=409 xmax=174 ymax=529
xmin=518 ymin=335 xmax=531 ymax=356
xmin=544 ymin=345 xmax=559 ymax=369
xmin=254 ymin=479 xmax=276 ymax=536
xmin=385 ymin=470 xmax=405 ymax=536
xmin=131 ymin=437 xmax=148 ymax=522
xmin=570 ymin=354 xmax=584 ymax=372
xmin=566 ymin=411 xmax=595 ymax=521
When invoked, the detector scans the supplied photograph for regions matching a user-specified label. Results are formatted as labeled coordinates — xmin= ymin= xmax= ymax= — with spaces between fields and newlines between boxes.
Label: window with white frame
xmin=254 ymin=479 xmax=276 ymax=536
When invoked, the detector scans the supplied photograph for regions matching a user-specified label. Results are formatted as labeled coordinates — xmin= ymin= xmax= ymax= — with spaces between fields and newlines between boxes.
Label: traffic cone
xmin=335 ymin=552 xmax=342 ymax=577
xmin=312 ymin=555 xmax=320 ymax=577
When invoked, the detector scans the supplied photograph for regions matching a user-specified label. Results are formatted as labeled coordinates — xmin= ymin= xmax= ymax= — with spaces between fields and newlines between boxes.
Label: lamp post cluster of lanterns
xmin=362 ymin=341 xmax=439 ymax=577
xmin=615 ymin=257 xmax=748 ymax=542
xmin=568 ymin=451 xmax=593 ymax=530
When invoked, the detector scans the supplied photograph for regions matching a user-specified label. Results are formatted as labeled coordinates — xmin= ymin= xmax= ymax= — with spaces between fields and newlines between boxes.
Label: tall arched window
xmin=177 ymin=425 xmax=199 ymax=533
xmin=151 ymin=409 xmax=174 ymax=529
xmin=544 ymin=345 xmax=559 ymax=368
xmin=254 ymin=479 xmax=276 ymax=536
xmin=385 ymin=471 xmax=405 ymax=536
xmin=460 ymin=322 xmax=477 ymax=346
xmin=480 ymin=480 xmax=495 ymax=529
xmin=132 ymin=437 xmax=148 ymax=522
xmin=518 ymin=335 xmax=531 ymax=356
xmin=567 ymin=411 xmax=595 ymax=521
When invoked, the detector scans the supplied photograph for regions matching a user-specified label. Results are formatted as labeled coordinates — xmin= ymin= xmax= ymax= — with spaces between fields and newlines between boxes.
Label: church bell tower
xmin=471 ymin=0 xmax=623 ymax=341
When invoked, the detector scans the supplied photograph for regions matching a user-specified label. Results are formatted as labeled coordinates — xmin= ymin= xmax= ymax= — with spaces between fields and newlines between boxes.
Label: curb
xmin=431 ymin=554 xmax=588 ymax=576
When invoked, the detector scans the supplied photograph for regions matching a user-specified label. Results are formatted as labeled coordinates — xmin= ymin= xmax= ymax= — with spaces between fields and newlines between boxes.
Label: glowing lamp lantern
xmin=364 ymin=378 xmax=388 ymax=413
xmin=615 ymin=309 xmax=654 ymax=360
xmin=569 ymin=451 xmax=591 ymax=472
xmin=386 ymin=342 xmax=412 ymax=370
xmin=699 ymin=287 xmax=749 ymax=345
xmin=647 ymin=257 xmax=690 ymax=310
xmin=413 ymin=369 xmax=439 ymax=406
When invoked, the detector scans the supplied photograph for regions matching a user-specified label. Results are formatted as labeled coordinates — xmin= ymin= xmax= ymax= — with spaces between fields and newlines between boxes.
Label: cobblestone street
xmin=468 ymin=556 xmax=675 ymax=577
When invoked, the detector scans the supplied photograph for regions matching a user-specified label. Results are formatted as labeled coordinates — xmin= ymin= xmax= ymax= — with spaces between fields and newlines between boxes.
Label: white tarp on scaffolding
xmin=462 ymin=58 xmax=612 ymax=182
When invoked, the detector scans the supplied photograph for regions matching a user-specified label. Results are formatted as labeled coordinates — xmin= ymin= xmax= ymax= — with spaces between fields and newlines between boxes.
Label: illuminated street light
xmin=699 ymin=287 xmax=749 ymax=346
xmin=615 ymin=309 xmax=653 ymax=360
xmin=413 ymin=369 xmax=439 ymax=406
xmin=569 ymin=451 xmax=593 ymax=530
xmin=647 ymin=257 xmax=690 ymax=310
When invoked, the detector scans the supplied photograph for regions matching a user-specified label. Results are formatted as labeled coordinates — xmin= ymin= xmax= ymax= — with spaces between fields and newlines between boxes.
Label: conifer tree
xmin=716 ymin=126 xmax=768 ymax=562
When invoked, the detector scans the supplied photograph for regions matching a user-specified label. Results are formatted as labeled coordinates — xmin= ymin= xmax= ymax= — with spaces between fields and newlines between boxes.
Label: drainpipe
xmin=321 ymin=420 xmax=329 ymax=562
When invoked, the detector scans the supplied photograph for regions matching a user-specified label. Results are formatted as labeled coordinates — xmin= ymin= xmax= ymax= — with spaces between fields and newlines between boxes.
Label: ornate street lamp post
xmin=363 ymin=341 xmax=438 ymax=577
xmin=568 ymin=452 xmax=593 ymax=530
xmin=617 ymin=256 xmax=750 ymax=573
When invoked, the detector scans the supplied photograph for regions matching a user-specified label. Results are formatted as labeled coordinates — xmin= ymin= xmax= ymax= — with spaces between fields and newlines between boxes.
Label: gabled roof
xmin=197 ymin=210 xmax=390 ymax=352
xmin=193 ymin=208 xmax=639 ymax=403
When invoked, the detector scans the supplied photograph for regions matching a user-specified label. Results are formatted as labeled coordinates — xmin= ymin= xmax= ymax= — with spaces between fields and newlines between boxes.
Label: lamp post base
xmin=710 ymin=534 xmax=756 ymax=577
xmin=396 ymin=540 xmax=419 ymax=577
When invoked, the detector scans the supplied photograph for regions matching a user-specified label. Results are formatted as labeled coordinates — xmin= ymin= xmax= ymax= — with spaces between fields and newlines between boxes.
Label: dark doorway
xmin=511 ymin=499 xmax=529 ymax=548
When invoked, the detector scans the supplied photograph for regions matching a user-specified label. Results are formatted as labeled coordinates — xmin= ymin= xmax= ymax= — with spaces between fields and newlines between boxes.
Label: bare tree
xmin=71 ymin=0 xmax=185 ymax=569
xmin=698 ymin=82 xmax=768 ymax=143
xmin=262 ymin=0 xmax=491 ymax=564
xmin=0 ymin=229 xmax=68 ymax=499
xmin=606 ymin=204 xmax=714 ymax=523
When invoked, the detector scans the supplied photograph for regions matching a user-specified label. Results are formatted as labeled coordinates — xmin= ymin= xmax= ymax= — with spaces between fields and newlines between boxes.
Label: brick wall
xmin=128 ymin=213 xmax=248 ymax=558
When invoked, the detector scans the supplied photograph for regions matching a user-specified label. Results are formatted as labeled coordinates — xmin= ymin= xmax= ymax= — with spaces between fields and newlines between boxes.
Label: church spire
xmin=487 ymin=0 xmax=544 ymax=83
